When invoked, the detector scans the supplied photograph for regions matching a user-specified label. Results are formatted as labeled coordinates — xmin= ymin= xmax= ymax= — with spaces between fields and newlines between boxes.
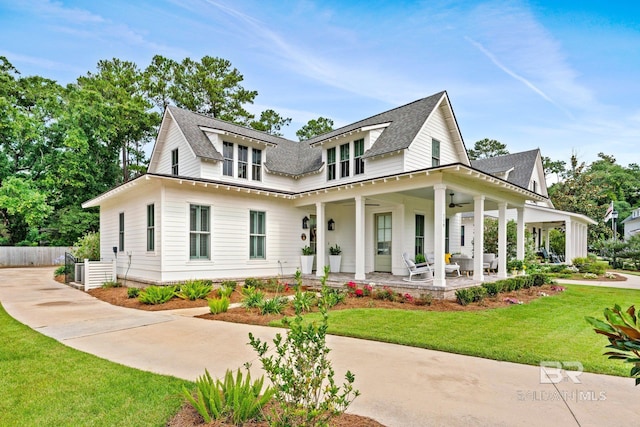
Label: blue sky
xmin=2 ymin=0 xmax=639 ymax=168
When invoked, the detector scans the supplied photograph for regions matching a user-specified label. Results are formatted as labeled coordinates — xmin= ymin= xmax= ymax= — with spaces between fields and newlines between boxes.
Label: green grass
xmin=276 ymin=285 xmax=640 ymax=377
xmin=0 ymin=303 xmax=191 ymax=426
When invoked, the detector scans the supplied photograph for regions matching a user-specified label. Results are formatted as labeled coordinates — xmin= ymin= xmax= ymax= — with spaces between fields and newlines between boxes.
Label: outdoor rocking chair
xmin=402 ymin=252 xmax=434 ymax=282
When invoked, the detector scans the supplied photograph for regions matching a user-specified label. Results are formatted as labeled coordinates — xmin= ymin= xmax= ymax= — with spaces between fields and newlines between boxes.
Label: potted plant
xmin=507 ymin=259 xmax=524 ymax=276
xmin=300 ymin=245 xmax=314 ymax=274
xmin=329 ymin=244 xmax=342 ymax=273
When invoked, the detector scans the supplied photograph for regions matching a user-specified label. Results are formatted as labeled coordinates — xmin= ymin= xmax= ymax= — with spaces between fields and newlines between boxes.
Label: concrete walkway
xmin=556 ymin=272 xmax=640 ymax=290
xmin=1 ymin=267 xmax=638 ymax=427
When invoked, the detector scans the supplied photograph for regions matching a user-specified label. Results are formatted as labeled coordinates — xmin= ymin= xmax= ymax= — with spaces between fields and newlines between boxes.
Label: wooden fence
xmin=0 ymin=247 xmax=71 ymax=267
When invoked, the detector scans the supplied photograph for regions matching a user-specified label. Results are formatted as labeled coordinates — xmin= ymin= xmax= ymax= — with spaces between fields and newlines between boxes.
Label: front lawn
xmin=284 ymin=284 xmax=639 ymax=377
xmin=0 ymin=303 xmax=191 ymax=426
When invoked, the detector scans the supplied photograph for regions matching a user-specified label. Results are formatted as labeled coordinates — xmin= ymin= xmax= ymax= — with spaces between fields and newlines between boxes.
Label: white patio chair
xmin=402 ymin=252 xmax=433 ymax=282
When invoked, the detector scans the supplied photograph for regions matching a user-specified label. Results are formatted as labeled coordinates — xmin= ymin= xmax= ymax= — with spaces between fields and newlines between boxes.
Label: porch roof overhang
xmin=291 ymin=163 xmax=548 ymax=208
xmin=524 ymin=203 xmax=597 ymax=226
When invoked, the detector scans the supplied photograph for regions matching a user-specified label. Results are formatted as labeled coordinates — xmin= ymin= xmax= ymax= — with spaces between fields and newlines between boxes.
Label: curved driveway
xmin=1 ymin=267 xmax=637 ymax=427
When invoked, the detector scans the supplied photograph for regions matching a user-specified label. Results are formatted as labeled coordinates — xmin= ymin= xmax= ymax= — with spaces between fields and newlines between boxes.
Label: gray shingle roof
xmin=471 ymin=149 xmax=540 ymax=190
xmin=165 ymin=91 xmax=448 ymax=176
xmin=307 ymin=91 xmax=446 ymax=159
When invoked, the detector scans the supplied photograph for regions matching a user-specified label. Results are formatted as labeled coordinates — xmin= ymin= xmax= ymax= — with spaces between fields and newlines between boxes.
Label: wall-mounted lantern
xmin=302 ymin=216 xmax=309 ymax=229
xmin=112 ymin=246 xmax=118 ymax=256
xmin=328 ymin=218 xmax=335 ymax=231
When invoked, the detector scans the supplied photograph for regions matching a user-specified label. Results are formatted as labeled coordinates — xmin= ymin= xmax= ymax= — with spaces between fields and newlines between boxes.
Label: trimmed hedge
xmin=473 ymin=273 xmax=552 ymax=305
xmin=456 ymin=286 xmax=487 ymax=306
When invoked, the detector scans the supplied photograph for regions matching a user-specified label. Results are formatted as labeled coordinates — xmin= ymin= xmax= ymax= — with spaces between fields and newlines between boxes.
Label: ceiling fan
xmin=448 ymin=193 xmax=470 ymax=208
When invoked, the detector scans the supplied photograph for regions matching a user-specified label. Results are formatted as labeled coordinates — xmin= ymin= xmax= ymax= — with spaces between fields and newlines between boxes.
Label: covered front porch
xmin=294 ymin=165 xmax=546 ymax=288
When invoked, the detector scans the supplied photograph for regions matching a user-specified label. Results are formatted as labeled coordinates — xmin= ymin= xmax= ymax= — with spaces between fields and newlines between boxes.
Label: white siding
xmin=150 ymin=117 xmax=200 ymax=177
xmin=99 ymin=180 xmax=162 ymax=283
xmin=361 ymin=154 xmax=404 ymax=178
xmin=404 ymin=103 xmax=462 ymax=171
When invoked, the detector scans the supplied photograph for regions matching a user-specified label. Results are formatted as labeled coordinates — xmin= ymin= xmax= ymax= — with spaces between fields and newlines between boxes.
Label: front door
xmin=375 ymin=213 xmax=392 ymax=272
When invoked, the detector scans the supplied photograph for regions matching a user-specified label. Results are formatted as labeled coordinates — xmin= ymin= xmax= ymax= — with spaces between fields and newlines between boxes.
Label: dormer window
xmin=238 ymin=145 xmax=248 ymax=179
xmin=327 ymin=147 xmax=336 ymax=181
xmin=354 ymin=139 xmax=364 ymax=175
xmin=340 ymin=143 xmax=350 ymax=178
xmin=171 ymin=149 xmax=179 ymax=175
xmin=223 ymin=142 xmax=233 ymax=176
xmin=252 ymin=149 xmax=262 ymax=181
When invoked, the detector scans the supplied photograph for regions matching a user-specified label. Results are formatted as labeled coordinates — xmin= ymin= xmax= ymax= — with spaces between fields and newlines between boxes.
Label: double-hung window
xmin=415 ymin=214 xmax=425 ymax=256
xmin=252 ymin=149 xmax=262 ymax=181
xmin=431 ymin=139 xmax=440 ymax=167
xmin=238 ymin=145 xmax=248 ymax=179
xmin=327 ymin=147 xmax=336 ymax=181
xmin=354 ymin=138 xmax=364 ymax=175
xmin=119 ymin=212 xmax=125 ymax=252
xmin=189 ymin=205 xmax=210 ymax=259
xmin=223 ymin=142 xmax=233 ymax=176
xmin=171 ymin=149 xmax=179 ymax=175
xmin=340 ymin=143 xmax=350 ymax=178
xmin=461 ymin=225 xmax=465 ymax=247
xmin=146 ymin=204 xmax=155 ymax=251
xmin=249 ymin=210 xmax=266 ymax=259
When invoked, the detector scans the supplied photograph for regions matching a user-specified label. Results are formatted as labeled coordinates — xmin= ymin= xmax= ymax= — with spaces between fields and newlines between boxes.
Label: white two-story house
xmin=82 ymin=91 xmax=593 ymax=287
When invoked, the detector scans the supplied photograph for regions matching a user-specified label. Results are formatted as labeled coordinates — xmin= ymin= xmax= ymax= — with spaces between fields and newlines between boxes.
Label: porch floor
xmin=301 ymin=271 xmax=502 ymax=300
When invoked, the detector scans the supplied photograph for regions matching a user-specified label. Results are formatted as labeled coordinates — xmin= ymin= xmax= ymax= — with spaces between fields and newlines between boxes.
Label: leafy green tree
xmin=170 ymin=56 xmax=257 ymax=124
xmin=296 ymin=117 xmax=334 ymax=141
xmin=542 ymin=156 xmax=566 ymax=183
xmin=0 ymin=176 xmax=53 ymax=245
xmin=483 ymin=218 xmax=517 ymax=260
xmin=142 ymin=54 xmax=177 ymax=112
xmin=467 ymin=138 xmax=509 ymax=160
xmin=72 ymin=231 xmax=100 ymax=261
xmin=249 ymin=109 xmax=291 ymax=136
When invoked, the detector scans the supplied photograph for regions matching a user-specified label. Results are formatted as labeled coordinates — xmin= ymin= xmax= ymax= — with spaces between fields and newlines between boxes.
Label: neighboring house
xmin=82 ymin=91 xmax=591 ymax=287
xmin=622 ymin=208 xmax=640 ymax=240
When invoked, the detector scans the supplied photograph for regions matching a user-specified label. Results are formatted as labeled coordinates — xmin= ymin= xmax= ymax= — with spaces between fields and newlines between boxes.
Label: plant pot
xmin=300 ymin=255 xmax=314 ymax=274
xmin=329 ymin=255 xmax=342 ymax=273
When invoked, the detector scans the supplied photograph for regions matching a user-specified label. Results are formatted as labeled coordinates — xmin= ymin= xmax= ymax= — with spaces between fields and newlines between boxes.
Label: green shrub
xmin=72 ymin=231 xmax=100 ymax=261
xmin=293 ymin=291 xmax=316 ymax=313
xmin=248 ymin=267 xmax=359 ymax=427
xmin=414 ymin=293 xmax=433 ymax=306
xmin=244 ymin=278 xmax=264 ymax=289
xmin=54 ymin=265 xmax=70 ymax=276
xmin=208 ymin=296 xmax=230 ymax=314
xmin=176 ymin=279 xmax=213 ymax=300
xmin=548 ymin=264 xmax=568 ymax=273
xmin=586 ymin=261 xmax=608 ymax=275
xmin=138 ymin=285 xmax=176 ymax=305
xmin=241 ymin=286 xmax=265 ymax=308
xmin=456 ymin=286 xmax=486 ymax=306
xmin=218 ymin=284 xmax=235 ymax=299
xmin=219 ymin=281 xmax=237 ymax=296
xmin=482 ymin=281 xmax=504 ymax=297
xmin=263 ymin=277 xmax=286 ymax=293
xmin=586 ymin=304 xmax=640 ymax=386
xmin=257 ymin=296 xmax=289 ymax=315
xmin=530 ymin=273 xmax=547 ymax=286
xmin=183 ymin=368 xmax=274 ymax=424
xmin=319 ymin=288 xmax=345 ymax=308
xmin=572 ymin=257 xmax=590 ymax=272
xmin=102 ymin=280 xmax=121 ymax=288
xmin=127 ymin=287 xmax=140 ymax=298
xmin=373 ymin=286 xmax=396 ymax=302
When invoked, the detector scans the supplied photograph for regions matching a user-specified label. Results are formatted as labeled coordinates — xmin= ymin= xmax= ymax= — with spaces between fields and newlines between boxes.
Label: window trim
xmin=249 ymin=210 xmax=266 ymax=259
xmin=223 ymin=141 xmax=234 ymax=177
xmin=237 ymin=145 xmax=248 ymax=179
xmin=171 ymin=148 xmax=179 ymax=176
xmin=189 ymin=204 xmax=210 ymax=260
xmin=340 ymin=143 xmax=350 ymax=178
xmin=415 ymin=214 xmax=425 ymax=256
xmin=354 ymin=138 xmax=365 ymax=175
xmin=252 ymin=148 xmax=262 ymax=182
xmin=147 ymin=204 xmax=155 ymax=252
xmin=327 ymin=147 xmax=336 ymax=181
xmin=431 ymin=139 xmax=440 ymax=167
xmin=118 ymin=212 xmax=125 ymax=252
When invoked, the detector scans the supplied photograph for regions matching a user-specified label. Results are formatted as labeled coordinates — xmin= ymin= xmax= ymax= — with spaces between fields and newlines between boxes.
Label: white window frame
xmin=147 ymin=204 xmax=155 ymax=252
xmin=249 ymin=210 xmax=266 ymax=259
xmin=189 ymin=204 xmax=210 ymax=260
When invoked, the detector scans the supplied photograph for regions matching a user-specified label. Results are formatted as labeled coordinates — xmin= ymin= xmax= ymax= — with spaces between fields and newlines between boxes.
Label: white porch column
xmin=497 ymin=202 xmax=508 ymax=279
xmin=545 ymin=228 xmax=550 ymax=252
xmin=565 ymin=218 xmax=573 ymax=264
xmin=433 ymin=184 xmax=447 ymax=287
xmin=516 ymin=207 xmax=525 ymax=260
xmin=473 ymin=195 xmax=485 ymax=282
xmin=315 ymin=202 xmax=326 ymax=277
xmin=354 ymin=195 xmax=366 ymax=280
